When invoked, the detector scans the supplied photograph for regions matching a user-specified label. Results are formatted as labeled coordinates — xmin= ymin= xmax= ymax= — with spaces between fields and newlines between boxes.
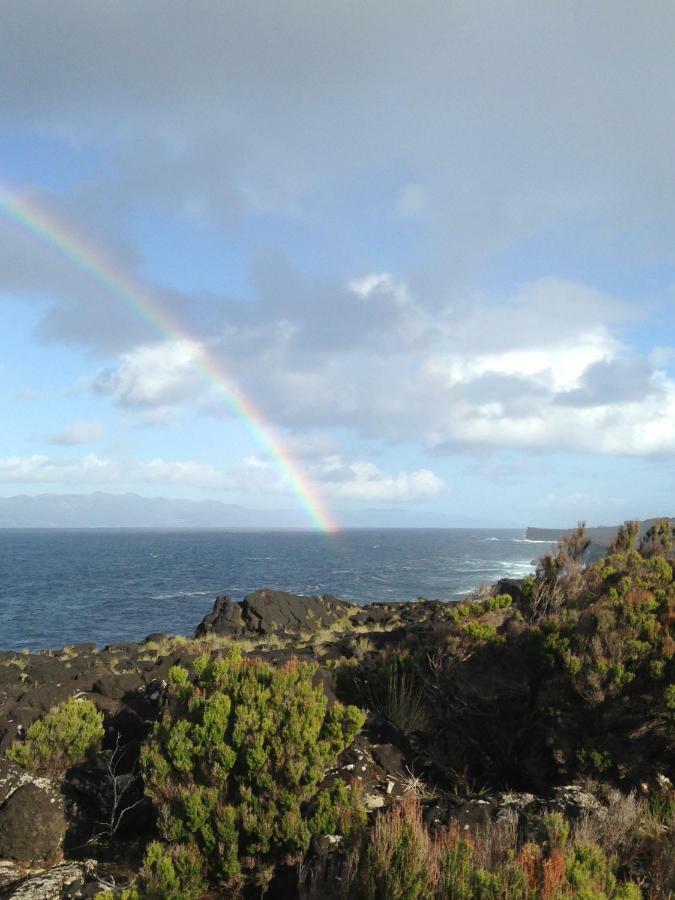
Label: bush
xmin=6 ymin=697 xmax=104 ymax=776
xmin=362 ymin=795 xmax=435 ymax=900
xmin=311 ymin=779 xmax=367 ymax=842
xmin=97 ymin=842 xmax=205 ymax=900
xmin=141 ymin=649 xmax=365 ymax=892
xmin=563 ymin=841 xmax=641 ymax=899
xmin=361 ymin=797 xmax=644 ymax=900
xmin=461 ymin=621 xmax=497 ymax=642
xmin=486 ymin=593 xmax=513 ymax=612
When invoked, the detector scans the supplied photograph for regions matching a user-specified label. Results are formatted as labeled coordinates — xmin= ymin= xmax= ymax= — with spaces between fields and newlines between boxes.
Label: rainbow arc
xmin=0 ymin=186 xmax=337 ymax=532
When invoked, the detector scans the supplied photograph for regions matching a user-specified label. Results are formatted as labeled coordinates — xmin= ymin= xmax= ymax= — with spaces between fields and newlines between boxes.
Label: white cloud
xmin=44 ymin=420 xmax=104 ymax=445
xmin=92 ymin=340 xmax=204 ymax=409
xmin=318 ymin=459 xmax=444 ymax=502
xmin=231 ymin=274 xmax=675 ymax=457
xmin=80 ymin=275 xmax=675 ymax=459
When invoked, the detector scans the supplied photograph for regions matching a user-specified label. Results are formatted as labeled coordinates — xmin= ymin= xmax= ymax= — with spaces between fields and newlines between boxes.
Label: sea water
xmin=0 ymin=528 xmax=553 ymax=650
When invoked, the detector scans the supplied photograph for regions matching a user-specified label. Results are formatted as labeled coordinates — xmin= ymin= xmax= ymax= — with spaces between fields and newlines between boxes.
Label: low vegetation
xmin=6 ymin=696 xmax=104 ymax=776
xmin=361 ymin=796 xmax=647 ymax=899
xmin=140 ymin=648 xmax=365 ymax=894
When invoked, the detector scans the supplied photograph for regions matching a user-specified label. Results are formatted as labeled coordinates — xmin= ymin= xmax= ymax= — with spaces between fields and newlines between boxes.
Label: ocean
xmin=0 ymin=528 xmax=553 ymax=651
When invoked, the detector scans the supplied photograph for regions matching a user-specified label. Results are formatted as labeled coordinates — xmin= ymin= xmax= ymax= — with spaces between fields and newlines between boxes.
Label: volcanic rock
xmin=0 ymin=780 xmax=66 ymax=866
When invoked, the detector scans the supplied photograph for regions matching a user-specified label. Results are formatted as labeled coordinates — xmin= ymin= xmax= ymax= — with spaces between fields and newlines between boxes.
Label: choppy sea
xmin=0 ymin=528 xmax=554 ymax=651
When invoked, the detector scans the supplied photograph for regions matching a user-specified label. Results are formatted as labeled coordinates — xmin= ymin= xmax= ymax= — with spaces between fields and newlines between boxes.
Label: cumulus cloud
xmin=43 ymin=420 xmax=104 ymax=445
xmin=317 ymin=460 xmax=444 ymax=502
xmin=77 ymin=274 xmax=675 ymax=457
xmin=555 ymin=358 xmax=663 ymax=407
xmin=91 ymin=341 xmax=205 ymax=409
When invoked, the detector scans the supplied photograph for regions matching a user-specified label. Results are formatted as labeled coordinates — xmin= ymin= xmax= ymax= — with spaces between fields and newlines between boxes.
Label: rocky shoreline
xmin=0 ymin=529 xmax=672 ymax=898
xmin=0 ymin=588 xmax=509 ymax=897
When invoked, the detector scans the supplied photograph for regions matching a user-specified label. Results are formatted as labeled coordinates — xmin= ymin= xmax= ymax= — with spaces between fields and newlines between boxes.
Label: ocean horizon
xmin=0 ymin=527 xmax=553 ymax=651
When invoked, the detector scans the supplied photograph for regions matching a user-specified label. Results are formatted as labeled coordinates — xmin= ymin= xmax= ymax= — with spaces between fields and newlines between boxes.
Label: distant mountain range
xmin=0 ymin=492 xmax=487 ymax=529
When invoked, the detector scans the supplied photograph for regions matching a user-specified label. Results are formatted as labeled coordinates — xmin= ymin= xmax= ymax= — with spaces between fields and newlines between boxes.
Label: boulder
xmin=24 ymin=657 xmax=69 ymax=685
xmin=16 ymin=683 xmax=76 ymax=714
xmin=92 ymin=672 xmax=143 ymax=702
xmin=194 ymin=595 xmax=242 ymax=638
xmin=492 ymin=578 xmax=524 ymax=604
xmin=371 ymin=743 xmax=406 ymax=777
xmin=241 ymin=589 xmax=353 ymax=636
xmin=0 ymin=781 xmax=67 ymax=866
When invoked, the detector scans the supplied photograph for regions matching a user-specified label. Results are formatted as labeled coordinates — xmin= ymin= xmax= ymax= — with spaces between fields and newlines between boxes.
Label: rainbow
xmin=0 ymin=185 xmax=338 ymax=532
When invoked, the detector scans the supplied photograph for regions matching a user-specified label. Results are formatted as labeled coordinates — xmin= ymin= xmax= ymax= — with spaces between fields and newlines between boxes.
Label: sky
xmin=0 ymin=1 xmax=674 ymax=528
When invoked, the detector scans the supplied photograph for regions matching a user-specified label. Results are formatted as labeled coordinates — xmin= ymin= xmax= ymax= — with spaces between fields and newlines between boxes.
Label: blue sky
xmin=0 ymin=1 xmax=674 ymax=527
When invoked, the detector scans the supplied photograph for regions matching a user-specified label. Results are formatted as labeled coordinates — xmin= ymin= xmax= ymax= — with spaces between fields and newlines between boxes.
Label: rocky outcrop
xmin=1 ymin=859 xmax=97 ymax=899
xmin=242 ymin=589 xmax=353 ymax=635
xmin=194 ymin=594 xmax=242 ymax=637
xmin=195 ymin=589 xmax=355 ymax=638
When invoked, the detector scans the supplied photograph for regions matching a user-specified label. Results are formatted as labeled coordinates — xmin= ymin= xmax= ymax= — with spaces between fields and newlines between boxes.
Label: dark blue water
xmin=0 ymin=529 xmax=549 ymax=651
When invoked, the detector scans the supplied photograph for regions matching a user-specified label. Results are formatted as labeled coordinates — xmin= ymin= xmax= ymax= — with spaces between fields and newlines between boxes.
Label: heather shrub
xmin=97 ymin=842 xmax=205 ymax=900
xmin=311 ymin=779 xmax=367 ymax=841
xmin=361 ymin=797 xmax=644 ymax=900
xmin=141 ymin=649 xmax=365 ymax=892
xmin=361 ymin=795 xmax=435 ymax=900
xmin=562 ymin=841 xmax=641 ymax=899
xmin=6 ymin=697 xmax=104 ymax=777
xmin=461 ymin=621 xmax=497 ymax=642
xmin=486 ymin=593 xmax=513 ymax=612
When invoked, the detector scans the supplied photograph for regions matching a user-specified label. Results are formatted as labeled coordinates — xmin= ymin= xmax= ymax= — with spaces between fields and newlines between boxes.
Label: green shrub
xmin=543 ymin=811 xmax=570 ymax=850
xmin=563 ymin=841 xmax=641 ymax=899
xmin=436 ymin=826 xmax=474 ymax=899
xmin=461 ymin=621 xmax=497 ymax=642
xmin=97 ymin=842 xmax=205 ymax=900
xmin=486 ymin=593 xmax=513 ymax=612
xmin=311 ymin=779 xmax=367 ymax=841
xmin=6 ymin=697 xmax=104 ymax=776
xmin=134 ymin=842 xmax=205 ymax=900
xmin=664 ymin=683 xmax=675 ymax=710
xmin=141 ymin=649 xmax=365 ymax=892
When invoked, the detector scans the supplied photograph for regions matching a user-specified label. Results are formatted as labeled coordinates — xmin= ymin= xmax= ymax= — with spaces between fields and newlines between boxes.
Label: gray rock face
xmin=0 ymin=781 xmax=66 ymax=866
xmin=0 ymin=858 xmax=21 ymax=891
xmin=3 ymin=859 xmax=97 ymax=899
xmin=0 ymin=761 xmax=30 ymax=806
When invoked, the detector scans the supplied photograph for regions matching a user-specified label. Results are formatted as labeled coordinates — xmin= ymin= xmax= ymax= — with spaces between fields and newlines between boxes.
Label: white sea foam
xmin=152 ymin=590 xmax=211 ymax=600
xmin=510 ymin=538 xmax=556 ymax=544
